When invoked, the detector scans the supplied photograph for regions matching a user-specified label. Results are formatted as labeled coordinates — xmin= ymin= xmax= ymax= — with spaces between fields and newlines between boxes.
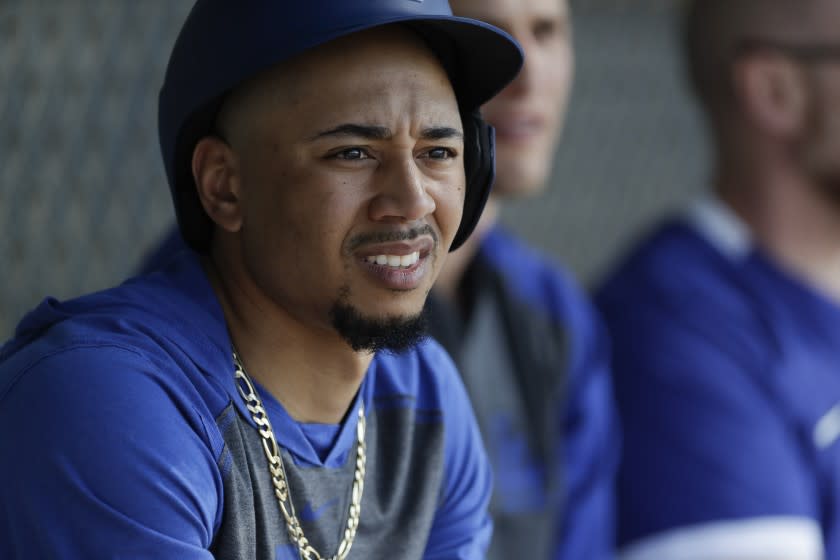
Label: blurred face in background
xmin=452 ymin=0 xmax=574 ymax=196
xmin=801 ymin=58 xmax=840 ymax=203
xmin=796 ymin=1 xmax=840 ymax=200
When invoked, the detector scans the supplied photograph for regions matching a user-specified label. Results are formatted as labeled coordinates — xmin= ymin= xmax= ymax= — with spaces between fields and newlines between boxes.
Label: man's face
xmin=796 ymin=2 xmax=840 ymax=202
xmin=224 ymin=29 xmax=464 ymax=350
xmin=801 ymin=69 xmax=840 ymax=202
xmin=451 ymin=0 xmax=573 ymax=197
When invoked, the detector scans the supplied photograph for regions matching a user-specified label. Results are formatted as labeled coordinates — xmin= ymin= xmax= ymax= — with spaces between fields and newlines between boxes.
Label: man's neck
xmin=203 ymin=251 xmax=371 ymax=425
xmin=433 ymin=198 xmax=500 ymax=304
xmin=718 ymin=163 xmax=840 ymax=304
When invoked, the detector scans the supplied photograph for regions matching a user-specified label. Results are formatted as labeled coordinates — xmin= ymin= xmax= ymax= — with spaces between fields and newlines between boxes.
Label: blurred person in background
xmin=597 ymin=0 xmax=840 ymax=558
xmin=428 ymin=1 xmax=618 ymax=559
xmin=141 ymin=1 xmax=619 ymax=558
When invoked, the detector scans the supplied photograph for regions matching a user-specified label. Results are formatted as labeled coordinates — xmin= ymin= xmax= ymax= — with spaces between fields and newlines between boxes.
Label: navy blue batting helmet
xmin=158 ymin=0 xmax=523 ymax=252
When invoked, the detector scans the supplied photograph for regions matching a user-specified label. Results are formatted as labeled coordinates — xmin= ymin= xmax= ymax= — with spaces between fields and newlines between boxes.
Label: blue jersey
xmin=596 ymin=198 xmax=839 ymax=559
xmin=427 ymin=226 xmax=619 ymax=560
xmin=141 ymin=224 xmax=620 ymax=559
xmin=0 ymin=249 xmax=493 ymax=559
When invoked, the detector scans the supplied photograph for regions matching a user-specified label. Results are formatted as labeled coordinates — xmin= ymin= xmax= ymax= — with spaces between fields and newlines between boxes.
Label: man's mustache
xmin=347 ymin=225 xmax=437 ymax=251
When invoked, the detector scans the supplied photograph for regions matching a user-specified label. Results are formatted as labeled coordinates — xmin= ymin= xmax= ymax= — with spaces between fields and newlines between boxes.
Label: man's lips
xmin=355 ymin=238 xmax=434 ymax=288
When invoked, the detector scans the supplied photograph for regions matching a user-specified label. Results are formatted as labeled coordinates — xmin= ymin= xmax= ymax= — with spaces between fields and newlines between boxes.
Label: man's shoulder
xmin=597 ymin=218 xmax=756 ymax=322
xmin=481 ymin=226 xmax=576 ymax=286
xmin=479 ymin=226 xmax=591 ymax=322
xmin=0 ymin=271 xmax=232 ymax=424
xmin=0 ymin=329 xmax=225 ymax=555
xmin=5 ymin=249 xmax=225 ymax=367
xmin=1 ymin=283 xmax=164 ymax=387
xmin=0 ymin=335 xmax=224 ymax=471
xmin=0 ymin=317 xmax=227 ymax=422
xmin=597 ymin=217 xmax=781 ymax=390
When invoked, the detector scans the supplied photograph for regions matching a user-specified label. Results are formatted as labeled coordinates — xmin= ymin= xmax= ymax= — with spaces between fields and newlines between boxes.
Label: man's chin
xmin=330 ymin=302 xmax=428 ymax=354
xmin=493 ymin=164 xmax=550 ymax=198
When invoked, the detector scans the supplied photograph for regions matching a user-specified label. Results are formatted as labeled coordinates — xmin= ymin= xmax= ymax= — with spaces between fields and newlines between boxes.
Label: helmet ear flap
xmin=451 ymin=109 xmax=495 ymax=252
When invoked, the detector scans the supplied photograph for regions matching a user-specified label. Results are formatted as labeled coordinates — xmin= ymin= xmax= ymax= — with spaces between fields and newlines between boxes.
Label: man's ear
xmin=191 ymin=137 xmax=242 ymax=233
xmin=732 ymin=51 xmax=808 ymax=138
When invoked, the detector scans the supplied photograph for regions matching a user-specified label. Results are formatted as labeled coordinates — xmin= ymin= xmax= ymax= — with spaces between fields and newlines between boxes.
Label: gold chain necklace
xmin=232 ymin=351 xmax=366 ymax=560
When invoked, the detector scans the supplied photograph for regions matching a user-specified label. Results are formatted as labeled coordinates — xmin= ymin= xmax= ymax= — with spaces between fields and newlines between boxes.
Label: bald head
xmin=683 ymin=0 xmax=829 ymax=117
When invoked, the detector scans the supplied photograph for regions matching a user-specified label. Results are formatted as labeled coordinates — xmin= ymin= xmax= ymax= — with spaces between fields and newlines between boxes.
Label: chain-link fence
xmin=0 ymin=1 xmax=709 ymax=339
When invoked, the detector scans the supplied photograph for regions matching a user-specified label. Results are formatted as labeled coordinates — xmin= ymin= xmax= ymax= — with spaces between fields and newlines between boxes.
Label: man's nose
xmin=368 ymin=156 xmax=436 ymax=224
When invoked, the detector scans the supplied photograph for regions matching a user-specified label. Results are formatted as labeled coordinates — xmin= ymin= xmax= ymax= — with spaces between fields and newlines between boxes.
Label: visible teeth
xmin=366 ymin=251 xmax=420 ymax=268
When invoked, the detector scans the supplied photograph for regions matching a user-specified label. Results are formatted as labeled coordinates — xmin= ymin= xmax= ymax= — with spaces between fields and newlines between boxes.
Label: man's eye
xmin=427 ymin=147 xmax=456 ymax=160
xmin=334 ymin=148 xmax=368 ymax=160
xmin=533 ymin=18 xmax=566 ymax=43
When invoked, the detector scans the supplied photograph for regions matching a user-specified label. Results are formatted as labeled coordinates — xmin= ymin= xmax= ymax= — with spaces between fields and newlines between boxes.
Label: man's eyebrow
xmin=310 ymin=124 xmax=391 ymax=140
xmin=421 ymin=126 xmax=463 ymax=141
xmin=309 ymin=124 xmax=463 ymax=141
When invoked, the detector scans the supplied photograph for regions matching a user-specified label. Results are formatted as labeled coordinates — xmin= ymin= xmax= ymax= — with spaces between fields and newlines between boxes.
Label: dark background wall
xmin=0 ymin=1 xmax=710 ymax=339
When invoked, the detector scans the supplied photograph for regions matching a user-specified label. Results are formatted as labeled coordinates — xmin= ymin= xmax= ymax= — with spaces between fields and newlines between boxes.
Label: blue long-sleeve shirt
xmin=0 ymin=249 xmax=493 ymax=559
